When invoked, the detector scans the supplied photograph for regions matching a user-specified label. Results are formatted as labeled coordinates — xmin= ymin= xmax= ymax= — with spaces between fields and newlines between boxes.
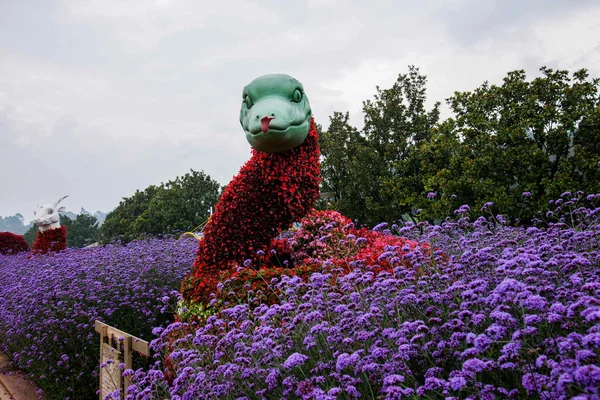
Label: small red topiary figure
xmin=32 ymin=225 xmax=67 ymax=254
xmin=31 ymin=195 xmax=69 ymax=254
xmin=0 ymin=232 xmax=29 ymax=255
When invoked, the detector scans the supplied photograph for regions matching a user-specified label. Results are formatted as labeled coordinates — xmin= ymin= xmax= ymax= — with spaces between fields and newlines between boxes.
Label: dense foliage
xmin=23 ymin=223 xmax=38 ymax=247
xmin=124 ymin=193 xmax=600 ymax=399
xmin=320 ymin=66 xmax=600 ymax=226
xmin=181 ymin=120 xmax=321 ymax=304
xmin=60 ymin=213 xmax=100 ymax=247
xmin=320 ymin=67 xmax=440 ymax=226
xmin=0 ymin=238 xmax=197 ymax=400
xmin=0 ymin=231 xmax=28 ymax=255
xmin=101 ymin=169 xmax=220 ymax=243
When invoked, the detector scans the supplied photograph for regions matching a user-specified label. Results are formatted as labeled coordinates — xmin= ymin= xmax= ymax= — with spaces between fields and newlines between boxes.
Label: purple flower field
xmin=126 ymin=198 xmax=600 ymax=400
xmin=0 ymin=238 xmax=197 ymax=400
xmin=1 ymin=194 xmax=599 ymax=400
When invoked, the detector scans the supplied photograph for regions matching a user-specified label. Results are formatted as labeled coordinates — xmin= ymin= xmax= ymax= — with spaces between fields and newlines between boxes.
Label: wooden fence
xmin=94 ymin=321 xmax=150 ymax=400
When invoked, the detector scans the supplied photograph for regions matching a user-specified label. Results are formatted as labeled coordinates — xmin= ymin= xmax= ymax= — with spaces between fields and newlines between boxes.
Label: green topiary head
xmin=239 ymin=74 xmax=312 ymax=153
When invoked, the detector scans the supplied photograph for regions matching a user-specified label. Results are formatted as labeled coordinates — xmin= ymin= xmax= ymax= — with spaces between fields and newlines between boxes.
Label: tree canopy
xmin=101 ymin=169 xmax=221 ymax=242
xmin=22 ymin=213 xmax=100 ymax=248
xmin=320 ymin=66 xmax=600 ymax=226
xmin=320 ymin=66 xmax=440 ymax=226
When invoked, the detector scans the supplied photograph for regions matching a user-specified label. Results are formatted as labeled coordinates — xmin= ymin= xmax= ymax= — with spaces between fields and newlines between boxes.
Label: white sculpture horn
xmin=54 ymin=195 xmax=69 ymax=207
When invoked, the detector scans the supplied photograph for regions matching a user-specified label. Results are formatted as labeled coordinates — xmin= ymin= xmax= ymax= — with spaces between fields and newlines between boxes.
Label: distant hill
xmin=0 ymin=209 xmax=108 ymax=235
xmin=60 ymin=208 xmax=108 ymax=226
xmin=0 ymin=213 xmax=30 ymax=235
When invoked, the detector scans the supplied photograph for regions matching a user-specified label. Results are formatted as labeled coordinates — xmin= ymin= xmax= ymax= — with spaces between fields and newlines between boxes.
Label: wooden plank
xmin=98 ymin=325 xmax=106 ymax=400
xmin=99 ymin=343 xmax=121 ymax=400
xmin=94 ymin=321 xmax=150 ymax=356
xmin=123 ymin=337 xmax=132 ymax=394
xmin=0 ymin=353 xmax=46 ymax=400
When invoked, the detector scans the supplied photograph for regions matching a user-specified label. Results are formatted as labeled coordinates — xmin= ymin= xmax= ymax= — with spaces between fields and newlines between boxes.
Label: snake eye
xmin=292 ymin=89 xmax=303 ymax=103
xmin=244 ymin=96 xmax=253 ymax=109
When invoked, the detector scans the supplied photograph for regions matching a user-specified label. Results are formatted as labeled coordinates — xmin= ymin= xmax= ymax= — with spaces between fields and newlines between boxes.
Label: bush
xmin=0 ymin=231 xmax=29 ymax=255
xmin=0 ymin=237 xmax=197 ymax=400
xmin=128 ymin=196 xmax=600 ymax=399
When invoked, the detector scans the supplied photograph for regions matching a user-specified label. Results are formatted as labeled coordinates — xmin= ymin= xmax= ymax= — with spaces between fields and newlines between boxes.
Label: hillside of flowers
xmin=0 ymin=237 xmax=197 ymax=400
xmin=125 ymin=193 xmax=600 ymax=399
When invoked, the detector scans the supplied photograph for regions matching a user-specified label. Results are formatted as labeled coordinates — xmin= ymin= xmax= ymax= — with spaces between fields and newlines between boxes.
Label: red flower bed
xmin=290 ymin=210 xmax=429 ymax=269
xmin=182 ymin=118 xmax=321 ymax=303
xmin=32 ymin=226 xmax=67 ymax=254
xmin=217 ymin=262 xmax=337 ymax=306
xmin=208 ymin=210 xmax=432 ymax=308
xmin=0 ymin=232 xmax=29 ymax=255
xmin=350 ymin=227 xmax=429 ymax=270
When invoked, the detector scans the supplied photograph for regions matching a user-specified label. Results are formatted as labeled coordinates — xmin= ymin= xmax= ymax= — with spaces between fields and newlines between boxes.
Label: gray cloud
xmin=1 ymin=0 xmax=599 ymax=218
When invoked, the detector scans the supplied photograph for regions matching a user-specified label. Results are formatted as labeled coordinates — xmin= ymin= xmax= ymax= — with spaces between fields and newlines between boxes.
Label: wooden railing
xmin=94 ymin=321 xmax=150 ymax=400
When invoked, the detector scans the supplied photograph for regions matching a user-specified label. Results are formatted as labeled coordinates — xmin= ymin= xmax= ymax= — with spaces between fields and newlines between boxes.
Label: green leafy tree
xmin=420 ymin=66 xmax=600 ymax=222
xmin=101 ymin=185 xmax=161 ymax=242
xmin=362 ymin=66 xmax=440 ymax=225
xmin=61 ymin=214 xmax=99 ymax=248
xmin=101 ymin=169 xmax=221 ymax=242
xmin=23 ymin=224 xmax=38 ymax=247
xmin=319 ymin=111 xmax=366 ymax=216
xmin=320 ymin=66 xmax=440 ymax=226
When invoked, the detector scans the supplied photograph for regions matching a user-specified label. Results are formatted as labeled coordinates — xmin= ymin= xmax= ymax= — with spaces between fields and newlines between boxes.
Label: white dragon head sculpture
xmin=33 ymin=195 xmax=69 ymax=232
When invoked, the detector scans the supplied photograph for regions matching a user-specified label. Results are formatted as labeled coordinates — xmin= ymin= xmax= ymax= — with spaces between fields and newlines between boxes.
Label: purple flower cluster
xmin=0 ymin=238 xmax=197 ymax=400
xmin=128 ymin=202 xmax=600 ymax=399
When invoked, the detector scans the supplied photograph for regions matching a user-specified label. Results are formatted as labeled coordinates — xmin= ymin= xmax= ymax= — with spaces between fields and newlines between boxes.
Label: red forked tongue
xmin=261 ymin=116 xmax=275 ymax=133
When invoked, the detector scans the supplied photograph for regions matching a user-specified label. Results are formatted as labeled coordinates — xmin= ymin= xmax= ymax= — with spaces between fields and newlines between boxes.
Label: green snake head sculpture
xmin=240 ymin=74 xmax=312 ymax=153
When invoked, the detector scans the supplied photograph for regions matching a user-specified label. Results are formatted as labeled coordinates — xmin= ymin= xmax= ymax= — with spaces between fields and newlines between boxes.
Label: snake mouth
xmin=248 ymin=110 xmax=312 ymax=136
xmin=245 ymin=115 xmax=311 ymax=153
xmin=246 ymin=121 xmax=307 ymax=136
xmin=261 ymin=116 xmax=275 ymax=132
xmin=248 ymin=123 xmax=295 ymax=136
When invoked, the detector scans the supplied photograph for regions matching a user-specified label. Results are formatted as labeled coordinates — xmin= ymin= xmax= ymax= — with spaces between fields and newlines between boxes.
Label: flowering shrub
xmin=290 ymin=210 xmax=353 ymax=263
xmin=31 ymin=225 xmax=67 ymax=254
xmin=289 ymin=210 xmax=429 ymax=270
xmin=182 ymin=118 xmax=321 ymax=303
xmin=216 ymin=261 xmax=331 ymax=307
xmin=0 ymin=237 xmax=197 ymax=400
xmin=128 ymin=196 xmax=600 ymax=399
xmin=0 ymin=231 xmax=29 ymax=255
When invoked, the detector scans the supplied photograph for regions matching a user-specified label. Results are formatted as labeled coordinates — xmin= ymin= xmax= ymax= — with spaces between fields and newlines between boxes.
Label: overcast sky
xmin=1 ymin=0 xmax=599 ymax=219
